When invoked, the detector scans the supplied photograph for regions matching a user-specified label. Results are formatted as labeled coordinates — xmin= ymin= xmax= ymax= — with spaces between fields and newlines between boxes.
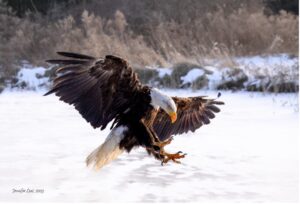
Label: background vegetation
xmin=0 ymin=0 xmax=298 ymax=90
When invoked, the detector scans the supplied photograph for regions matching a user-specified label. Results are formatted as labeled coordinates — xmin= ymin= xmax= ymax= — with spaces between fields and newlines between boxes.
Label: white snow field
xmin=0 ymin=90 xmax=298 ymax=202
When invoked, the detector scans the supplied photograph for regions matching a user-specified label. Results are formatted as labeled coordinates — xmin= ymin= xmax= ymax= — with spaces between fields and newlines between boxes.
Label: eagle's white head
xmin=150 ymin=88 xmax=177 ymax=123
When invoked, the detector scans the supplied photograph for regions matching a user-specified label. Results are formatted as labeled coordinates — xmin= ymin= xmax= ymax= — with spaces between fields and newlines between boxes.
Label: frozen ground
xmin=0 ymin=90 xmax=298 ymax=202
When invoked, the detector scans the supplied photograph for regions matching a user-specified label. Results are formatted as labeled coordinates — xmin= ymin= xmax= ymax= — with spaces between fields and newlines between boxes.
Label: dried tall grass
xmin=0 ymin=1 xmax=298 ymax=81
xmin=149 ymin=8 xmax=298 ymax=64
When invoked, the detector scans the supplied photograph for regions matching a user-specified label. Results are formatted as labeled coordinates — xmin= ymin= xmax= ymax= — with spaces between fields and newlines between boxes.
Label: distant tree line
xmin=263 ymin=0 xmax=298 ymax=15
xmin=3 ymin=0 xmax=299 ymax=18
xmin=2 ymin=0 xmax=78 ymax=16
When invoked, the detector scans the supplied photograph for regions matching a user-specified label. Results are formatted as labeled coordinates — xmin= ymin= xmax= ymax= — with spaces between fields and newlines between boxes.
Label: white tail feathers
xmin=86 ymin=126 xmax=128 ymax=170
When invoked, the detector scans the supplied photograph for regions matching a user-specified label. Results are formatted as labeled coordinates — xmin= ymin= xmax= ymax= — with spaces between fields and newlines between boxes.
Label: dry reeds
xmin=0 ymin=1 xmax=298 ymax=81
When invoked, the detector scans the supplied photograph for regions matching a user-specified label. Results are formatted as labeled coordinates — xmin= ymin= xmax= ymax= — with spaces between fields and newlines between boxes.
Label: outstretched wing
xmin=45 ymin=52 xmax=143 ymax=130
xmin=152 ymin=96 xmax=224 ymax=141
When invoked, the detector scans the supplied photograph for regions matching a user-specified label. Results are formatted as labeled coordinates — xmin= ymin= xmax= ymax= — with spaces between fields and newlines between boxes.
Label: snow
xmin=0 ymin=90 xmax=298 ymax=202
xmin=16 ymin=65 xmax=48 ymax=90
xmin=180 ymin=68 xmax=205 ymax=84
xmin=156 ymin=67 xmax=172 ymax=78
xmin=204 ymin=66 xmax=224 ymax=89
xmin=235 ymin=54 xmax=298 ymax=70
xmin=235 ymin=54 xmax=299 ymax=79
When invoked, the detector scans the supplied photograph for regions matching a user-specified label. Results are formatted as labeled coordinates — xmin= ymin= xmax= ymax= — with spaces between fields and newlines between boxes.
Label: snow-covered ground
xmin=0 ymin=90 xmax=298 ymax=202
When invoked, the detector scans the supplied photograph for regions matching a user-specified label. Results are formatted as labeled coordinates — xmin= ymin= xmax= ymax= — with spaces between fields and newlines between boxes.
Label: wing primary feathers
xmin=200 ymin=114 xmax=210 ymax=124
xmin=189 ymin=113 xmax=197 ymax=131
xmin=53 ymin=71 xmax=85 ymax=84
xmin=184 ymin=115 xmax=189 ymax=132
xmin=46 ymin=59 xmax=89 ymax=65
xmin=204 ymin=109 xmax=215 ymax=119
xmin=44 ymin=89 xmax=56 ymax=96
xmin=189 ymin=114 xmax=196 ymax=131
xmin=206 ymin=104 xmax=221 ymax=113
xmin=193 ymin=113 xmax=203 ymax=127
xmin=212 ymin=100 xmax=225 ymax=105
xmin=57 ymin=51 xmax=95 ymax=60
xmin=55 ymin=64 xmax=83 ymax=74
xmin=185 ymin=114 xmax=192 ymax=131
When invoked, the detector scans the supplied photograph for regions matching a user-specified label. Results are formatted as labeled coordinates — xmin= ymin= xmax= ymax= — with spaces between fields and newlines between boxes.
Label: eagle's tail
xmin=86 ymin=126 xmax=127 ymax=170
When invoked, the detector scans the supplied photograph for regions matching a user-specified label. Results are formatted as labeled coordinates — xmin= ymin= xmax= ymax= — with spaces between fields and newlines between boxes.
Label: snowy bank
xmin=153 ymin=54 xmax=299 ymax=92
xmin=1 ymin=54 xmax=298 ymax=93
xmin=2 ymin=63 xmax=49 ymax=92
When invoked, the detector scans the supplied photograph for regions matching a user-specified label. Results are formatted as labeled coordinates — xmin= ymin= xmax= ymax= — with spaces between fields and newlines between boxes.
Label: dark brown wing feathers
xmin=153 ymin=96 xmax=224 ymax=141
xmin=45 ymin=52 xmax=142 ymax=129
xmin=56 ymin=51 xmax=96 ymax=60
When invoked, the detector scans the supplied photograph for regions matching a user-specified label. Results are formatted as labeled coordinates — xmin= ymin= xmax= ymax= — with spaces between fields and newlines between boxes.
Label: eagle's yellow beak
xmin=169 ymin=111 xmax=177 ymax=123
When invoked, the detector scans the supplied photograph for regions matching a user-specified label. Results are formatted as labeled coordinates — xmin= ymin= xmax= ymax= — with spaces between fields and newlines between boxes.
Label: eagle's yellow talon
xmin=160 ymin=151 xmax=186 ymax=165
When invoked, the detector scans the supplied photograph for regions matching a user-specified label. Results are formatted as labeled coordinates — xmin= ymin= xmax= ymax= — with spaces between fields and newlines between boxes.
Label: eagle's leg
xmin=146 ymin=147 xmax=164 ymax=160
xmin=153 ymin=136 xmax=173 ymax=148
xmin=140 ymin=121 xmax=186 ymax=164
xmin=151 ymin=137 xmax=187 ymax=165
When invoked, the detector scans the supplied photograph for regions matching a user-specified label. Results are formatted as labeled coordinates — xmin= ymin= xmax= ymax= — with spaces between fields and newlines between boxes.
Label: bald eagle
xmin=45 ymin=52 xmax=224 ymax=170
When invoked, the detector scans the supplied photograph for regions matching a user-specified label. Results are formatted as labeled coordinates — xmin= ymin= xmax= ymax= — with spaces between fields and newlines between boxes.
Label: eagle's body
xmin=45 ymin=52 xmax=224 ymax=169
